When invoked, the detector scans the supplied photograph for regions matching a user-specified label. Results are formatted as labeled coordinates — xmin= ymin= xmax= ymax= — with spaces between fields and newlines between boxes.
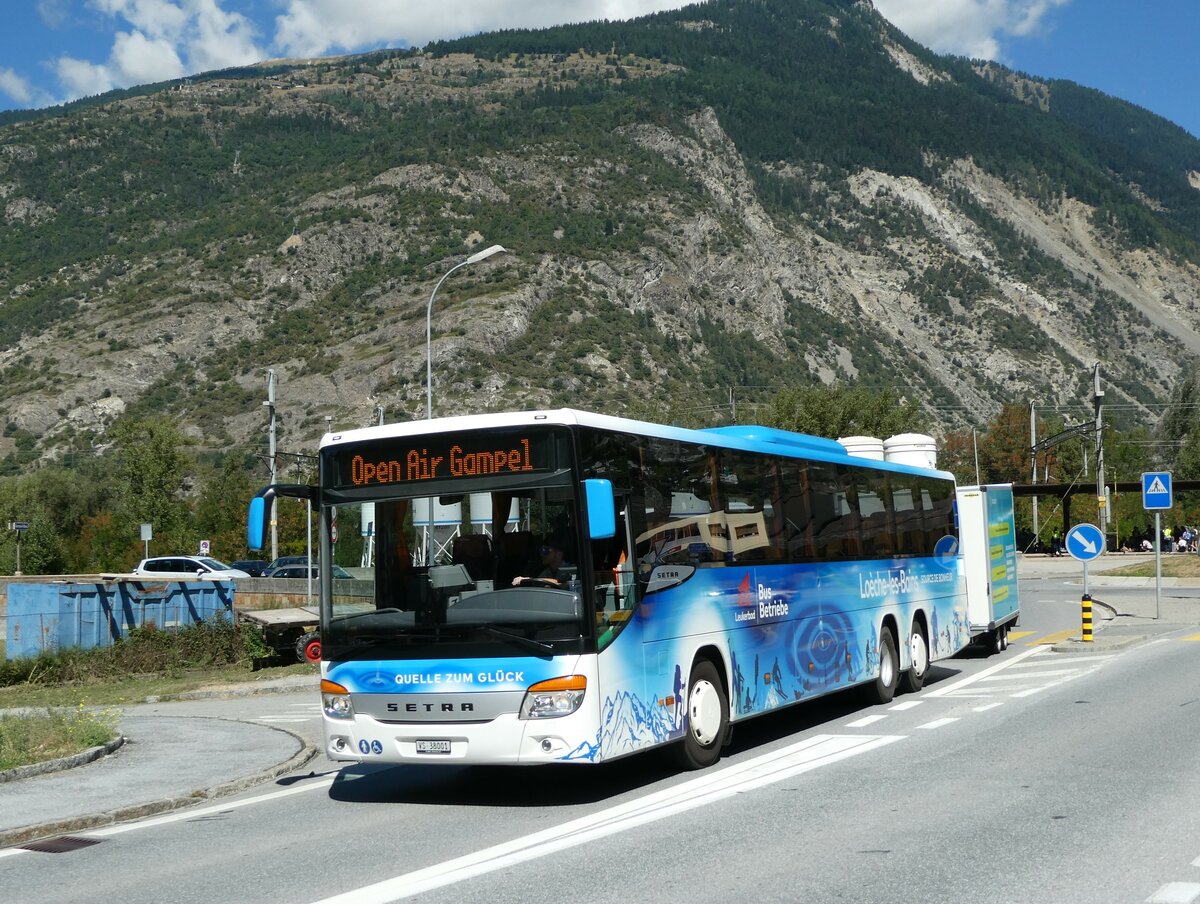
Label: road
xmin=3 ymin=566 xmax=1200 ymax=904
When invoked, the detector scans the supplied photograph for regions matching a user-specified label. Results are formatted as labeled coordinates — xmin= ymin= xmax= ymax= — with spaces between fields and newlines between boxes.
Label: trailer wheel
xmin=868 ymin=627 xmax=899 ymax=705
xmin=297 ymin=632 xmax=321 ymax=663
xmin=672 ymin=659 xmax=728 ymax=770
xmin=899 ymin=622 xmax=929 ymax=694
xmin=988 ymin=625 xmax=1007 ymax=655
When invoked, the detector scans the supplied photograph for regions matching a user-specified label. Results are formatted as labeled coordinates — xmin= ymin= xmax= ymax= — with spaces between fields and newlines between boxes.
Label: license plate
xmin=416 ymin=739 xmax=451 ymax=755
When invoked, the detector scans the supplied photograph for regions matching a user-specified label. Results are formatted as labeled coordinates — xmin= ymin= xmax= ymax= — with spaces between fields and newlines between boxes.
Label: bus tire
xmin=869 ymin=627 xmax=899 ymax=705
xmin=899 ymin=621 xmax=929 ymax=694
xmin=673 ymin=659 xmax=728 ymax=770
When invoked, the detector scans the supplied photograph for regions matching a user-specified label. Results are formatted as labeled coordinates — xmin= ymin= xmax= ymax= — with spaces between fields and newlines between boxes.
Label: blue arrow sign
xmin=1066 ymin=523 xmax=1104 ymax=562
xmin=1142 ymin=471 xmax=1173 ymax=510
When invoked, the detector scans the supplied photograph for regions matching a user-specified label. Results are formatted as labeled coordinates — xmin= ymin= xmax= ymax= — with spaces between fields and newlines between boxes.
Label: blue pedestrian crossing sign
xmin=1142 ymin=471 xmax=1173 ymax=510
xmin=1066 ymin=523 xmax=1105 ymax=562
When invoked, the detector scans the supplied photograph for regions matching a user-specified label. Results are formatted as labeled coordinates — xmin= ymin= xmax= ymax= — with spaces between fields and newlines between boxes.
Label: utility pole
xmin=1030 ymin=401 xmax=1039 ymax=548
xmin=265 ymin=369 xmax=278 ymax=562
xmin=1094 ymin=363 xmax=1106 ymax=545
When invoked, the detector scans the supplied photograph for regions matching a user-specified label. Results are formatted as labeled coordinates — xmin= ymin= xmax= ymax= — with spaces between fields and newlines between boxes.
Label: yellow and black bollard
xmin=1081 ymin=594 xmax=1093 ymax=642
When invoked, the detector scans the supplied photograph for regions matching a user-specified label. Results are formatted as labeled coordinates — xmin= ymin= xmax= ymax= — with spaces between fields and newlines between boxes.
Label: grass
xmin=0 ymin=704 xmax=120 ymax=771
xmin=0 ymin=661 xmax=318 ymax=709
xmin=0 ymin=618 xmax=318 ymax=767
xmin=1100 ymin=554 xmax=1200 ymax=579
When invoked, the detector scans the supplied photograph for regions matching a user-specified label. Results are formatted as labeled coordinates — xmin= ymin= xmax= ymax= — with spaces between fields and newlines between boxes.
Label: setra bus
xmin=248 ymin=409 xmax=971 ymax=769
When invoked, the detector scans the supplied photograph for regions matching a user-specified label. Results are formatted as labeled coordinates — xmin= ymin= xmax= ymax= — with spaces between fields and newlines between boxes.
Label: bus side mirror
xmin=584 ymin=479 xmax=616 ymax=540
xmin=247 ymin=484 xmax=317 ymax=551
xmin=248 ymin=496 xmax=268 ymax=551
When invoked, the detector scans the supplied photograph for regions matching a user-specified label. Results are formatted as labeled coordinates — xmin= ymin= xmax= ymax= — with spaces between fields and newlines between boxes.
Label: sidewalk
xmin=0 ymin=676 xmax=318 ymax=848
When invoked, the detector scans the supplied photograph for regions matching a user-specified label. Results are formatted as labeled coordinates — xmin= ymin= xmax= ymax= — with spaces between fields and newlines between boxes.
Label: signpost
xmin=1065 ymin=522 xmax=1104 ymax=594
xmin=8 ymin=521 xmax=28 ymax=576
xmin=1066 ymin=522 xmax=1104 ymax=642
xmin=1142 ymin=471 xmax=1172 ymax=620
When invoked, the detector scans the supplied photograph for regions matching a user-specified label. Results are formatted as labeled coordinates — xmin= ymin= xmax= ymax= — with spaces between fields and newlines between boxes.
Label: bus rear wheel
xmin=673 ymin=659 xmax=728 ymax=770
xmin=899 ymin=622 xmax=929 ymax=694
xmin=868 ymin=628 xmax=899 ymax=705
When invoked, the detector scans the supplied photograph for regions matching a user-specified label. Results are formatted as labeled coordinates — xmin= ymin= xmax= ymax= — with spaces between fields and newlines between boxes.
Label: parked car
xmin=132 ymin=556 xmax=251 ymax=579
xmin=266 ymin=555 xmax=310 ymax=571
xmin=265 ymin=564 xmax=353 ymax=579
xmin=230 ymin=559 xmax=269 ymax=577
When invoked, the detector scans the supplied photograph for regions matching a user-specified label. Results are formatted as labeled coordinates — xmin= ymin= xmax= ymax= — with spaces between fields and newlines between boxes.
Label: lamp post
xmin=426 ymin=244 xmax=508 ymax=420
xmin=423 ymin=244 xmax=508 ymax=567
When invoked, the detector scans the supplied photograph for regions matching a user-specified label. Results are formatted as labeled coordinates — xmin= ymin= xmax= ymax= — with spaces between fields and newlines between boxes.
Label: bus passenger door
xmin=591 ymin=497 xmax=657 ymax=760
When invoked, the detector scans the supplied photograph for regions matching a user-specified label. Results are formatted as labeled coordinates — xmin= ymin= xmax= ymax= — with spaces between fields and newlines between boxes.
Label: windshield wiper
xmin=476 ymin=624 xmax=555 ymax=655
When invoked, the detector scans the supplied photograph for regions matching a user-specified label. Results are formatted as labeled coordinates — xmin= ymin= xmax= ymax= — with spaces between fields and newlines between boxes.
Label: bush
xmin=0 ymin=617 xmax=272 ymax=688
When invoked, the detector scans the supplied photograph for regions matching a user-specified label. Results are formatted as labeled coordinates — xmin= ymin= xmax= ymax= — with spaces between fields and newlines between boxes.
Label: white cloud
xmin=273 ymin=0 xmax=690 ymax=59
xmin=873 ymin=0 xmax=1071 ymax=61
xmin=53 ymin=0 xmax=265 ymax=103
xmin=0 ymin=68 xmax=38 ymax=106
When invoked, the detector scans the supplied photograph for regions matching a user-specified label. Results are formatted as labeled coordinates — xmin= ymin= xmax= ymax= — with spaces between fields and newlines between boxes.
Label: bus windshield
xmin=320 ymin=426 xmax=589 ymax=661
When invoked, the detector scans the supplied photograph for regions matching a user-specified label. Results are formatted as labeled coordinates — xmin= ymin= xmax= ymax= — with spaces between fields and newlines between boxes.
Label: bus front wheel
xmin=899 ymin=622 xmax=929 ymax=694
xmin=673 ymin=659 xmax=728 ymax=770
xmin=869 ymin=628 xmax=899 ymax=705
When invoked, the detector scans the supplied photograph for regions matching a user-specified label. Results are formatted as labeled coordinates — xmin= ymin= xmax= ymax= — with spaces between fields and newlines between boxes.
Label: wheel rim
xmin=305 ymin=640 xmax=322 ymax=662
xmin=909 ymin=631 xmax=928 ymax=677
xmin=688 ymin=679 xmax=721 ymax=747
xmin=880 ymin=640 xmax=896 ymax=687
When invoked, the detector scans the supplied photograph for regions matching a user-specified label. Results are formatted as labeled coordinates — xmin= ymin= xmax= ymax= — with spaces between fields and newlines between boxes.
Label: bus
xmin=248 ymin=409 xmax=971 ymax=770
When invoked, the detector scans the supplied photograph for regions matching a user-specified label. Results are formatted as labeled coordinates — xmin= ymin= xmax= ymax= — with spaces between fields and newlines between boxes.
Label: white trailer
xmin=957 ymin=483 xmax=1021 ymax=653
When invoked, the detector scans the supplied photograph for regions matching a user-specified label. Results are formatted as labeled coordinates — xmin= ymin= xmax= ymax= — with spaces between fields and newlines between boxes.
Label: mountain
xmin=2 ymin=0 xmax=1199 ymax=471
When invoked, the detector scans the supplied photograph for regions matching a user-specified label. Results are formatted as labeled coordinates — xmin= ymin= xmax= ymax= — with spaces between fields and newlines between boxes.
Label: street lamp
xmin=426 ymin=244 xmax=508 ymax=419
xmin=423 ymin=243 xmax=508 ymax=568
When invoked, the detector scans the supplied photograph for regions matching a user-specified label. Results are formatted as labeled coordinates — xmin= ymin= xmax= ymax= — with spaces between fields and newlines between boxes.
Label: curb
xmin=0 ymin=727 xmax=319 ymax=849
xmin=1050 ymin=635 xmax=1147 ymax=653
xmin=0 ymin=735 xmax=126 ymax=784
xmin=145 ymin=679 xmax=317 ymax=704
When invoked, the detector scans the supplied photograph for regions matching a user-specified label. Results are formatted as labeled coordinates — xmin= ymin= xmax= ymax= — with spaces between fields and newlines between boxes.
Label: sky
xmin=0 ymin=1 xmax=1196 ymax=139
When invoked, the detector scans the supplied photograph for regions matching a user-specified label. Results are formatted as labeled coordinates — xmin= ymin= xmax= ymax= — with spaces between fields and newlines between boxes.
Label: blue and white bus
xmin=248 ymin=409 xmax=971 ymax=769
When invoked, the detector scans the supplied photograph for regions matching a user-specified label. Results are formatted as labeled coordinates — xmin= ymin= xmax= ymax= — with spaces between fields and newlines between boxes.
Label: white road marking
xmin=1146 ymin=882 xmax=1200 ymax=903
xmin=978 ymin=668 xmax=1086 ymax=680
xmin=846 ymin=714 xmax=888 ymax=727
xmin=917 ymin=718 xmax=958 ymax=730
xmin=925 ymin=646 xmax=1045 ymax=697
xmin=0 ymin=778 xmax=335 ymax=858
xmin=971 ymin=702 xmax=1004 ymax=712
xmin=888 ymin=700 xmax=923 ymax=711
xmin=308 ymin=734 xmax=904 ymax=904
xmin=1192 ymin=855 xmax=1200 ymax=868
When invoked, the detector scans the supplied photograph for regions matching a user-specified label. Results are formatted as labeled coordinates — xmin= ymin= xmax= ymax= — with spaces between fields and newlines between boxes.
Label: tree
xmin=110 ymin=416 xmax=196 ymax=558
xmin=762 ymin=384 xmax=928 ymax=439
xmin=195 ymin=456 xmax=259 ymax=563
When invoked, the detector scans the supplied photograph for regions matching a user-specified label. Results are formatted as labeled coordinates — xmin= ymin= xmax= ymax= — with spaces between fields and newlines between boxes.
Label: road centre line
xmin=925 ymin=646 xmax=1045 ymax=698
xmin=846 ymin=714 xmax=888 ymax=728
xmin=917 ymin=718 xmax=958 ymax=730
xmin=308 ymin=734 xmax=904 ymax=904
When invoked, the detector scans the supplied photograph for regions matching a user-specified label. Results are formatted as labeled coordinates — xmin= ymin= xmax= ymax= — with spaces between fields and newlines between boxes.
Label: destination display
xmin=325 ymin=429 xmax=562 ymax=489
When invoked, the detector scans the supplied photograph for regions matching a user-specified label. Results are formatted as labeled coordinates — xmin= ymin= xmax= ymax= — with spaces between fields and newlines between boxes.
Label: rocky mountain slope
xmin=1 ymin=0 xmax=1198 ymax=469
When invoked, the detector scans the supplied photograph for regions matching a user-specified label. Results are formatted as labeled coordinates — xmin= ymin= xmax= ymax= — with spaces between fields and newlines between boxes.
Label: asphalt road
xmin=3 ymin=563 xmax=1200 ymax=904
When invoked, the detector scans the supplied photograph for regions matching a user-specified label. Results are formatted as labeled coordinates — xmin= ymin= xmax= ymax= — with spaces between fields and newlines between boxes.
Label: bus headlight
xmin=519 ymin=675 xmax=586 ymax=720
xmin=321 ymin=678 xmax=354 ymax=720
